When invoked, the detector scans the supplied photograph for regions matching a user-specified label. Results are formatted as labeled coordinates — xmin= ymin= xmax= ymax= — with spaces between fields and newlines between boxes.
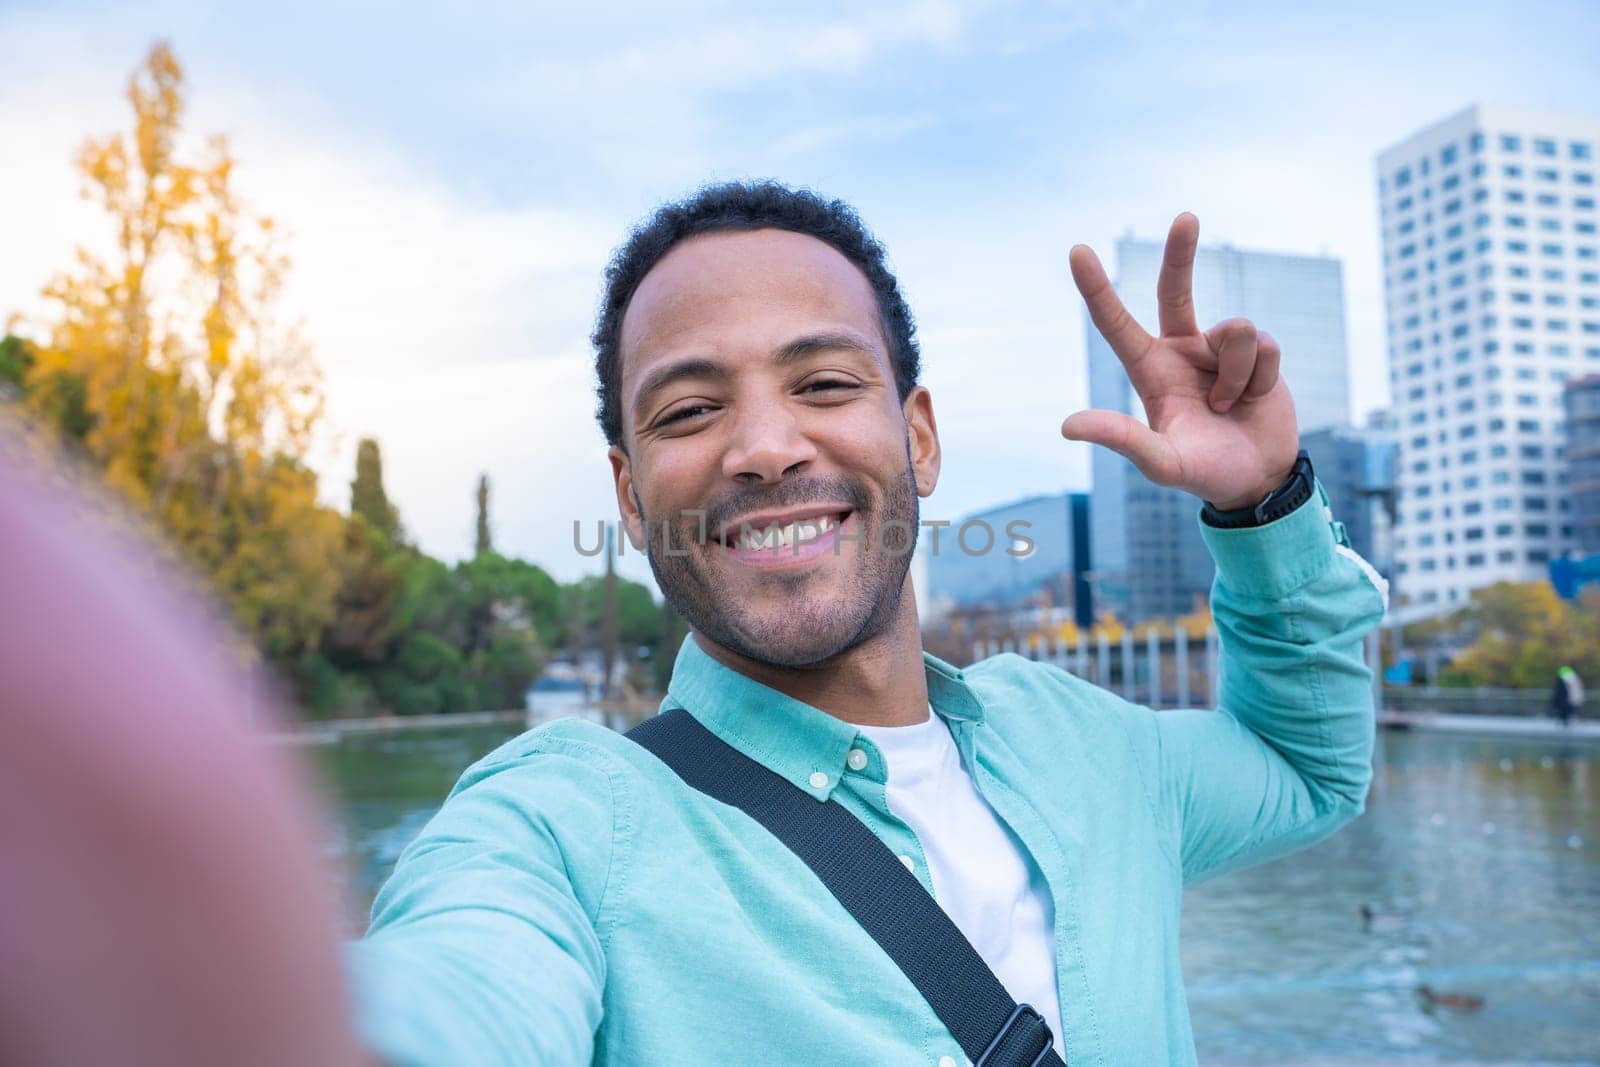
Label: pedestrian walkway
xmin=1379 ymin=710 xmax=1600 ymax=740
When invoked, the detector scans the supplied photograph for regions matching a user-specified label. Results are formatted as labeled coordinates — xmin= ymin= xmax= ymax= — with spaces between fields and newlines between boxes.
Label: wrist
xmin=1202 ymin=451 xmax=1314 ymax=529
xmin=1210 ymin=468 xmax=1294 ymax=513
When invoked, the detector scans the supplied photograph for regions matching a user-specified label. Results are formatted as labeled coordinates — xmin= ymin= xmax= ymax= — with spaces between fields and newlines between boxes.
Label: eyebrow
xmin=630 ymin=330 xmax=881 ymax=420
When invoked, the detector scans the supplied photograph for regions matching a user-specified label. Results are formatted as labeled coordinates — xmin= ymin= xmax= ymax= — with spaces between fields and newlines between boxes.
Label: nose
xmin=720 ymin=399 xmax=818 ymax=484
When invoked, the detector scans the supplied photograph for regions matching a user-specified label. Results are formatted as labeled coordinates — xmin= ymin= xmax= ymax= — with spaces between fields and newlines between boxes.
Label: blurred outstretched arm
xmin=0 ymin=419 xmax=374 ymax=1067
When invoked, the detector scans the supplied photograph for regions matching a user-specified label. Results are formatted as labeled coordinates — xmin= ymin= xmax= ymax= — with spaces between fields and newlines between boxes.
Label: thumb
xmin=1061 ymin=409 xmax=1181 ymax=486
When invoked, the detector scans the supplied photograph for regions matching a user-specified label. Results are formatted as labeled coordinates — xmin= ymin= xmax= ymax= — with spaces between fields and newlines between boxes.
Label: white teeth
xmin=737 ymin=514 xmax=837 ymax=552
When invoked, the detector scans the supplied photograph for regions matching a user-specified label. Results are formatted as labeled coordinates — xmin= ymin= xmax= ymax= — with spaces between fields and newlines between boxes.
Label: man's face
xmin=610 ymin=228 xmax=940 ymax=669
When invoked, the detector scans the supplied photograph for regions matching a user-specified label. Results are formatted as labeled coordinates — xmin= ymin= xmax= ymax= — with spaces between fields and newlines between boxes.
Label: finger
xmin=1061 ymin=409 xmax=1182 ymax=486
xmin=1155 ymin=212 xmax=1200 ymax=337
xmin=1204 ymin=317 xmax=1257 ymax=412
xmin=1242 ymin=328 xmax=1281 ymax=400
xmin=1069 ymin=244 xmax=1153 ymax=364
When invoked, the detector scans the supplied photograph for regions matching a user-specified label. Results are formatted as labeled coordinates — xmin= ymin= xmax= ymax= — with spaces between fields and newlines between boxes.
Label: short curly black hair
xmin=592 ymin=180 xmax=920 ymax=447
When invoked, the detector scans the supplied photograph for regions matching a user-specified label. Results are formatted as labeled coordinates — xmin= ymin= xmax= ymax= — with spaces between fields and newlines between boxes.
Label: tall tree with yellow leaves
xmin=22 ymin=42 xmax=340 ymax=662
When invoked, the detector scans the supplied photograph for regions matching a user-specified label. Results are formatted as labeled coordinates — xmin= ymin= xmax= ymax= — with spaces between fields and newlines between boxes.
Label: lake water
xmin=318 ymin=724 xmax=1599 ymax=1064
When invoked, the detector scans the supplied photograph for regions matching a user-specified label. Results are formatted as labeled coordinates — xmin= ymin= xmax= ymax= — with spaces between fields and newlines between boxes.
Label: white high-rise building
xmin=1087 ymin=237 xmax=1350 ymax=621
xmin=1377 ymin=105 xmax=1600 ymax=619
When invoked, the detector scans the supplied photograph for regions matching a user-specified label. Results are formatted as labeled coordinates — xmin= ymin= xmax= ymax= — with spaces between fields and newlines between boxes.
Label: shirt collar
xmin=661 ymin=634 xmax=986 ymax=801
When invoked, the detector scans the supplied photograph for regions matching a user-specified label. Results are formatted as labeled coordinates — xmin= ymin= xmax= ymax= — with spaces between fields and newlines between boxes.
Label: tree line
xmin=1 ymin=43 xmax=685 ymax=719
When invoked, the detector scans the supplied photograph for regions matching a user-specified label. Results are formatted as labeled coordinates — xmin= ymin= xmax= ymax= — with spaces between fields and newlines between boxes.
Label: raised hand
xmin=1064 ymin=213 xmax=1300 ymax=512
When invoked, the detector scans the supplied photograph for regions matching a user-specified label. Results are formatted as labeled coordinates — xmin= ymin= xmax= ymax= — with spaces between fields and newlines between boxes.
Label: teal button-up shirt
xmin=349 ymin=486 xmax=1386 ymax=1066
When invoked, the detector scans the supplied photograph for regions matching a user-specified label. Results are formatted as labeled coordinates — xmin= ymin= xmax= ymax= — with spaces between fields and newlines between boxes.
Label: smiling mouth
xmin=729 ymin=512 xmax=843 ymax=551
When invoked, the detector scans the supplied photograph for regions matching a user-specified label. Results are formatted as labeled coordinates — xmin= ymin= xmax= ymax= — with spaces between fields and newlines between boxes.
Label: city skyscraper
xmin=1565 ymin=373 xmax=1600 ymax=555
xmin=1377 ymin=104 xmax=1600 ymax=618
xmin=1087 ymin=237 xmax=1351 ymax=622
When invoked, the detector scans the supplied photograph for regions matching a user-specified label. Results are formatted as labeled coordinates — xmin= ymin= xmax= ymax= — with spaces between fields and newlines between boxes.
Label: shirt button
xmin=847 ymin=747 xmax=869 ymax=771
xmin=938 ymin=1057 xmax=958 ymax=1067
xmin=808 ymin=771 xmax=829 ymax=789
xmin=897 ymin=853 xmax=916 ymax=872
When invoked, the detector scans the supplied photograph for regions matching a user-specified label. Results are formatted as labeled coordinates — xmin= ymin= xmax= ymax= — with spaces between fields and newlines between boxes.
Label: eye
xmin=655 ymin=403 xmax=714 ymax=428
xmin=802 ymin=377 xmax=860 ymax=395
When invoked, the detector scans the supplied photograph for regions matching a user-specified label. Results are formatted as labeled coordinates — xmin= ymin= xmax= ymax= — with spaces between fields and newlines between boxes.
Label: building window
xmin=1534 ymin=138 xmax=1557 ymax=157
xmin=1573 ymin=143 xmax=1593 ymax=161
xmin=1501 ymin=134 xmax=1522 ymax=152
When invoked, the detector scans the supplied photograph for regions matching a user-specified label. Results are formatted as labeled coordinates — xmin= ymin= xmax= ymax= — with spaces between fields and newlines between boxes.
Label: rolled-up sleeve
xmin=345 ymin=735 xmax=623 ymax=1067
xmin=1146 ymin=483 xmax=1388 ymax=884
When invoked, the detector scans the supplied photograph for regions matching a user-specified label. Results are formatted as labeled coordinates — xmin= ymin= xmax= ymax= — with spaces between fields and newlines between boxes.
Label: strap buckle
xmin=975 ymin=1002 xmax=1054 ymax=1067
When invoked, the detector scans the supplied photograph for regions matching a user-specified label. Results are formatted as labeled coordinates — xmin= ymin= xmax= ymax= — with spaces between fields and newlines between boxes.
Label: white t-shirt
xmin=855 ymin=710 xmax=1065 ymax=1059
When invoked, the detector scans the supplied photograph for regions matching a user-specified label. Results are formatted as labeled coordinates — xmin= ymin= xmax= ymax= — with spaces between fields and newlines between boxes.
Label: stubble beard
xmin=639 ymin=450 xmax=920 ymax=670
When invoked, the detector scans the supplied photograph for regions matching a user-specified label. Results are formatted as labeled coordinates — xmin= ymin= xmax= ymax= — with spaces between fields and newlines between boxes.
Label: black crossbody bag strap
xmin=626 ymin=708 xmax=1065 ymax=1067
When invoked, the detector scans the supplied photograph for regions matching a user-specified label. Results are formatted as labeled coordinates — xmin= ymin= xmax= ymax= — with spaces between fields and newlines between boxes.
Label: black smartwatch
xmin=1200 ymin=449 xmax=1315 ymax=529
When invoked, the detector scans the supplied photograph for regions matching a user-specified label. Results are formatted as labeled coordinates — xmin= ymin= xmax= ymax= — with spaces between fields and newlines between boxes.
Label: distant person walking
xmin=1553 ymin=665 xmax=1585 ymax=726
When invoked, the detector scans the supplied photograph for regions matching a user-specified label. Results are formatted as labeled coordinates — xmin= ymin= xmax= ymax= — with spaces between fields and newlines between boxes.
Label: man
xmin=346 ymin=182 xmax=1387 ymax=1065
xmin=1553 ymin=665 xmax=1584 ymax=726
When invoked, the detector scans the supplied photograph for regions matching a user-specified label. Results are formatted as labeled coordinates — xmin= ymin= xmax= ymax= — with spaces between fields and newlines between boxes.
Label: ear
xmin=608 ymin=445 xmax=647 ymax=550
xmin=903 ymin=386 xmax=941 ymax=498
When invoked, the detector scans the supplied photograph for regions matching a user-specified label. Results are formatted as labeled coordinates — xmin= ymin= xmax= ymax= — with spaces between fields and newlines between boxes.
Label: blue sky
xmin=3 ymin=0 xmax=1598 ymax=588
